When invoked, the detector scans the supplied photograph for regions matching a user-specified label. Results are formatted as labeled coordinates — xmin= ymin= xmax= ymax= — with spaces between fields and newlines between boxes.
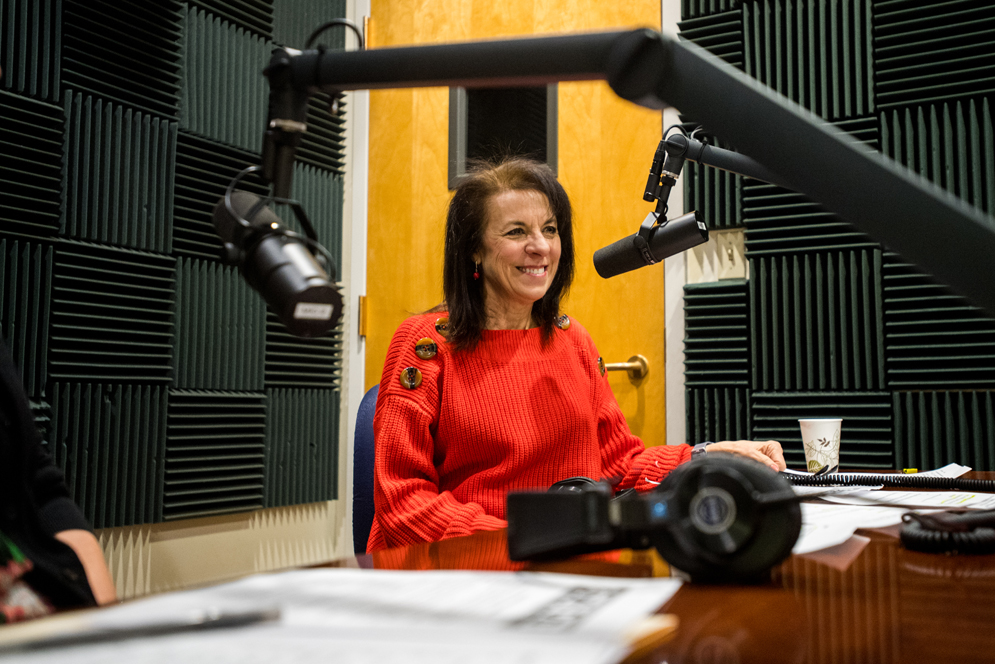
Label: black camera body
xmin=507 ymin=455 xmax=803 ymax=583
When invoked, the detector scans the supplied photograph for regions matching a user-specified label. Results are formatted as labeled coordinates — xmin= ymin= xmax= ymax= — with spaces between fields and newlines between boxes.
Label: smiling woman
xmin=441 ymin=158 xmax=575 ymax=352
xmin=367 ymin=158 xmax=786 ymax=553
xmin=474 ymin=189 xmax=561 ymax=331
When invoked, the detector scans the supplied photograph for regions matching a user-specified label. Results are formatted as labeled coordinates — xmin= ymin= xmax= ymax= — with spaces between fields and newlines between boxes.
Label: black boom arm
xmin=262 ymin=28 xmax=995 ymax=316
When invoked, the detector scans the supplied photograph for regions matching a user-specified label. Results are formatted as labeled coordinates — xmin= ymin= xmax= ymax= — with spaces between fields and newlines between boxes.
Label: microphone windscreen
xmin=593 ymin=234 xmax=649 ymax=279
xmin=212 ymin=191 xmax=282 ymax=245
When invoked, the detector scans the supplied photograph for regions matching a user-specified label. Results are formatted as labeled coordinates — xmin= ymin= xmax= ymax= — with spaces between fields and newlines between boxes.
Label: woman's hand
xmin=705 ymin=440 xmax=786 ymax=472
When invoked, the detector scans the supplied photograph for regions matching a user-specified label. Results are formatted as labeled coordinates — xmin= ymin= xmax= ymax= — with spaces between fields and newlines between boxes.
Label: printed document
xmin=1 ymin=568 xmax=682 ymax=664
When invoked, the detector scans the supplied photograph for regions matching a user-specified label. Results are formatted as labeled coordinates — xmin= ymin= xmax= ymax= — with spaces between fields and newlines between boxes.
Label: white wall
xmin=661 ymin=1 xmax=687 ymax=448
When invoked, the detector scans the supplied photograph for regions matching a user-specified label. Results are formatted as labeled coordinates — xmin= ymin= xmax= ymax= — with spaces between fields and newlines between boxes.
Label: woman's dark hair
xmin=441 ymin=157 xmax=575 ymax=351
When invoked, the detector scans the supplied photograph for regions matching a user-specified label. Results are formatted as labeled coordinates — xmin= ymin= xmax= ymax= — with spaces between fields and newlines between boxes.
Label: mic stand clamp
xmin=635 ymin=212 xmax=664 ymax=265
xmin=633 ymin=128 xmax=693 ymax=267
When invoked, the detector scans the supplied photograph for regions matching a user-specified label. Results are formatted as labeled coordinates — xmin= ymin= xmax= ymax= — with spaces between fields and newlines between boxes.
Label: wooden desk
xmin=343 ymin=472 xmax=995 ymax=664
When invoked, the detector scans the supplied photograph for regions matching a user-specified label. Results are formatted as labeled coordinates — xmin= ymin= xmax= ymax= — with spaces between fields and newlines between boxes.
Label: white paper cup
xmin=798 ymin=419 xmax=842 ymax=473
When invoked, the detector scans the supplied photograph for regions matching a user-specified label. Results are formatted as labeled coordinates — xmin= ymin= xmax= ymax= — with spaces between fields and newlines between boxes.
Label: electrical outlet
xmin=717 ymin=230 xmax=745 ymax=280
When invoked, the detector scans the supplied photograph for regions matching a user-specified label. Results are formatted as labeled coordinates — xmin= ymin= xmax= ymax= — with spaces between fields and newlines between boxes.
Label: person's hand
xmin=704 ymin=440 xmax=786 ymax=472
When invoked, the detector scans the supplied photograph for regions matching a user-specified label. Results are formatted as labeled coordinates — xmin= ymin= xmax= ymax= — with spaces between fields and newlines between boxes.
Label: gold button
xmin=399 ymin=366 xmax=423 ymax=389
xmin=598 ymin=357 xmax=605 ymax=376
xmin=556 ymin=314 xmax=570 ymax=330
xmin=415 ymin=337 xmax=437 ymax=360
xmin=435 ymin=317 xmax=450 ymax=337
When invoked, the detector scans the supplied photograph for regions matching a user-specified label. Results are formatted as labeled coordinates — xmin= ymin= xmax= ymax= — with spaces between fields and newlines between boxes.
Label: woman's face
xmin=474 ymin=189 xmax=561 ymax=321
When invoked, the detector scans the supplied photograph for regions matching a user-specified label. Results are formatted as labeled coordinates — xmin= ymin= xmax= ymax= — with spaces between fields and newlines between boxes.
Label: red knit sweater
xmin=367 ymin=313 xmax=692 ymax=552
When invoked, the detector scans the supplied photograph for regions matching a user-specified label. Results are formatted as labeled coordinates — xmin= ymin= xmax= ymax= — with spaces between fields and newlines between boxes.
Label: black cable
xmin=663 ymin=123 xmax=689 ymax=139
xmin=305 ymin=19 xmax=365 ymax=50
xmin=782 ymin=473 xmax=995 ymax=492
xmin=900 ymin=511 xmax=995 ymax=555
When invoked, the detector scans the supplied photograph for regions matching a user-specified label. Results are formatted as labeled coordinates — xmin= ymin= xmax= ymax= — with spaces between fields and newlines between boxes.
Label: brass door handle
xmin=605 ymin=355 xmax=649 ymax=380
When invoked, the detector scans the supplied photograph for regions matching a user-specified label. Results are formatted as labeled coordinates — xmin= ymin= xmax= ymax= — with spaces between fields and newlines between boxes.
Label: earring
xmin=473 ymin=262 xmax=480 ymax=280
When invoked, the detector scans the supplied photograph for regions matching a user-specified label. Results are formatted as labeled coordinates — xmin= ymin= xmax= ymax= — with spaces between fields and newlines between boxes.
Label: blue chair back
xmin=353 ymin=383 xmax=379 ymax=554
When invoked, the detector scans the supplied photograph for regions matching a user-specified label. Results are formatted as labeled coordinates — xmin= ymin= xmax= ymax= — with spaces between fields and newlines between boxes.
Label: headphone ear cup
xmin=650 ymin=455 xmax=801 ymax=583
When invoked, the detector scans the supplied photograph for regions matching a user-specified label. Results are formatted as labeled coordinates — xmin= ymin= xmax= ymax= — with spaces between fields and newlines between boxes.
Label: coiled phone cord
xmin=782 ymin=473 xmax=995 ymax=492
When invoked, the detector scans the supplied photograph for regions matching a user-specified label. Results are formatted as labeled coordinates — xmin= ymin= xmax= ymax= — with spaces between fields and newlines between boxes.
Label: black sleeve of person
xmin=0 ymin=339 xmax=96 ymax=608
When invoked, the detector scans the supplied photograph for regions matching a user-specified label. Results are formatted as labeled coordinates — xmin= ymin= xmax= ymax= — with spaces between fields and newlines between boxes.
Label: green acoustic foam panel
xmin=683 ymin=139 xmax=744 ymax=231
xmin=1 ymin=0 xmax=352 ymax=529
xmin=684 ymin=117 xmax=877 ymax=235
xmin=0 ymin=90 xmax=63 ymax=239
xmin=677 ymin=0 xmax=995 ymax=475
xmin=679 ymin=9 xmax=745 ymax=69
xmin=894 ymin=390 xmax=995 ymax=471
xmin=741 ymin=116 xmax=879 ymax=256
xmin=187 ymin=0 xmax=273 ymax=39
xmin=265 ymin=311 xmax=342 ymax=389
xmin=684 ymin=279 xmax=750 ymax=387
xmin=172 ymin=131 xmax=269 ymax=260
xmin=273 ymin=164 xmax=345 ymax=271
xmin=686 ymin=386 xmax=752 ymax=444
xmin=0 ymin=238 xmax=52 ymax=398
xmin=296 ymin=92 xmax=347 ymax=176
xmin=264 ymin=388 xmax=339 ymax=507
xmin=62 ymin=91 xmax=177 ymax=253
xmin=272 ymin=0 xmax=346 ymax=50
xmin=879 ymin=97 xmax=995 ymax=219
xmin=180 ymin=6 xmax=270 ymax=153
xmin=742 ymin=180 xmax=879 ymax=254
xmin=751 ymin=391 xmax=893 ymax=469
xmin=264 ymin=166 xmax=344 ymax=390
xmin=48 ymin=382 xmax=168 ymax=528
xmin=270 ymin=0 xmax=351 ymax=177
xmin=61 ymin=0 xmax=182 ymax=119
xmin=48 ymin=240 xmax=175 ymax=383
xmin=682 ymin=0 xmax=743 ymax=21
xmin=164 ymin=390 xmax=267 ymax=520
xmin=174 ymin=257 xmax=265 ymax=391
xmin=874 ymin=0 xmax=995 ymax=109
xmin=0 ymin=0 xmax=60 ymax=101
xmin=750 ymin=249 xmax=886 ymax=392
xmin=882 ymin=252 xmax=995 ymax=389
xmin=743 ymin=0 xmax=875 ymax=121
xmin=678 ymin=11 xmax=744 ymax=230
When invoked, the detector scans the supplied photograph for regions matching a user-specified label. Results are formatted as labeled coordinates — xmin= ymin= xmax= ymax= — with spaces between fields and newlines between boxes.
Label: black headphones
xmin=506 ymin=455 xmax=803 ymax=583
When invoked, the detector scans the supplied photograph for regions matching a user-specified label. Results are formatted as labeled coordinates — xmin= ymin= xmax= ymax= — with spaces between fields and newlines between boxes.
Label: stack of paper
xmin=790 ymin=463 xmax=992 ymax=555
xmin=0 ymin=569 xmax=682 ymax=664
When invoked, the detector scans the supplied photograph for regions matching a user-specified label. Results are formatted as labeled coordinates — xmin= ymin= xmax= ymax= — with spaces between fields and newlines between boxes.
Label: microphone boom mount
xmin=259 ymin=27 xmax=995 ymax=316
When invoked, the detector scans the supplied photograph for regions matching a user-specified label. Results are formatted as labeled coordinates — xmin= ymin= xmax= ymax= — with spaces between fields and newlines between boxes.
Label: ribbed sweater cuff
xmin=443 ymin=513 xmax=507 ymax=540
xmin=627 ymin=444 xmax=693 ymax=492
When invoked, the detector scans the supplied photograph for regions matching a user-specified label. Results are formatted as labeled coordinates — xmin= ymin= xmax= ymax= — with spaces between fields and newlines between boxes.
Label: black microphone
xmin=593 ymin=211 xmax=708 ymax=279
xmin=213 ymin=191 xmax=344 ymax=338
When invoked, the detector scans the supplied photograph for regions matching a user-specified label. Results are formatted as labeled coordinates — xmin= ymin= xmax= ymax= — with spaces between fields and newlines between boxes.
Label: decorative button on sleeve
xmin=399 ymin=366 xmax=423 ymax=389
xmin=415 ymin=338 xmax=437 ymax=360
xmin=435 ymin=317 xmax=450 ymax=337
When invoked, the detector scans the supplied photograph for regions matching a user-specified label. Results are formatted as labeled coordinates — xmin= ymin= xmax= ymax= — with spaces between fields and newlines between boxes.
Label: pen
xmin=0 ymin=607 xmax=281 ymax=653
